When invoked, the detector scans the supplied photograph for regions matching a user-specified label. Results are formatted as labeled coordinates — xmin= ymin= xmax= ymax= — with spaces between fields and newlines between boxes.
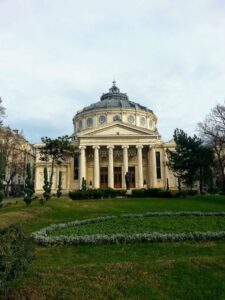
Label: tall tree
xmin=24 ymin=163 xmax=34 ymax=206
xmin=198 ymin=101 xmax=225 ymax=190
xmin=0 ymin=152 xmax=5 ymax=203
xmin=167 ymin=129 xmax=214 ymax=192
xmin=0 ymin=128 xmax=26 ymax=196
xmin=0 ymin=97 xmax=5 ymax=127
xmin=43 ymin=167 xmax=50 ymax=201
xmin=39 ymin=135 xmax=74 ymax=196
xmin=57 ymin=171 xmax=62 ymax=198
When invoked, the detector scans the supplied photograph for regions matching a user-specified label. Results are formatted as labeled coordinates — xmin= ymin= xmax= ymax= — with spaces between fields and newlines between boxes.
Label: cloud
xmin=0 ymin=0 xmax=225 ymax=142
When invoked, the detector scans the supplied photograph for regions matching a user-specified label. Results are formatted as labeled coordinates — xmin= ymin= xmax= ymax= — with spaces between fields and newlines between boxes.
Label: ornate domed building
xmin=34 ymin=82 xmax=177 ymax=193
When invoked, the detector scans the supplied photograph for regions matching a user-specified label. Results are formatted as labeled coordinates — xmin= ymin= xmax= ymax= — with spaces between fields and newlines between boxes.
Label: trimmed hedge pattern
xmin=32 ymin=231 xmax=225 ymax=246
xmin=32 ymin=211 xmax=225 ymax=246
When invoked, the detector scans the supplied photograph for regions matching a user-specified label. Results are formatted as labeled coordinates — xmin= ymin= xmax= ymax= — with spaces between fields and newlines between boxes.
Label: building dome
xmin=77 ymin=81 xmax=154 ymax=115
xmin=73 ymin=82 xmax=157 ymax=133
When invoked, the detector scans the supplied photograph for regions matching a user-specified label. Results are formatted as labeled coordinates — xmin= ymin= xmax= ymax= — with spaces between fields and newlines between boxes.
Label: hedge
xmin=0 ymin=225 xmax=35 ymax=293
xmin=32 ymin=231 xmax=225 ymax=246
xmin=68 ymin=188 xmax=210 ymax=200
xmin=68 ymin=188 xmax=126 ymax=200
xmin=32 ymin=211 xmax=225 ymax=246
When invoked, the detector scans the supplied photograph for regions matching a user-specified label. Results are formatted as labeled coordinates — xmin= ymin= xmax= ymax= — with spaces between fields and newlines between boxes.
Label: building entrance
xmin=128 ymin=167 xmax=135 ymax=188
xmin=114 ymin=167 xmax=122 ymax=188
xmin=100 ymin=167 xmax=108 ymax=188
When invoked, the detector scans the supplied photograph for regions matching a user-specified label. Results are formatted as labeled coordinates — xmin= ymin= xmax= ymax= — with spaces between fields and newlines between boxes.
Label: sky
xmin=0 ymin=0 xmax=225 ymax=143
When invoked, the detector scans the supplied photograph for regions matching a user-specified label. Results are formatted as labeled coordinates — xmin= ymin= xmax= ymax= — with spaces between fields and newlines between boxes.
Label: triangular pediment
xmin=77 ymin=122 xmax=157 ymax=137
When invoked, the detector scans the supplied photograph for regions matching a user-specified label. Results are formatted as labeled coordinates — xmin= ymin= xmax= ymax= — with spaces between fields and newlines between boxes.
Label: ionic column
xmin=79 ymin=146 xmax=86 ymax=188
xmin=93 ymin=146 xmax=100 ymax=188
xmin=122 ymin=145 xmax=129 ymax=188
xmin=107 ymin=145 xmax=114 ymax=188
xmin=136 ymin=145 xmax=143 ymax=188
xmin=150 ymin=146 xmax=157 ymax=187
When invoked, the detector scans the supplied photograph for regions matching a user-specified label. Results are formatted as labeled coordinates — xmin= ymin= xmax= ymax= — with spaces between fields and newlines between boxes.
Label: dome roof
xmin=76 ymin=82 xmax=154 ymax=115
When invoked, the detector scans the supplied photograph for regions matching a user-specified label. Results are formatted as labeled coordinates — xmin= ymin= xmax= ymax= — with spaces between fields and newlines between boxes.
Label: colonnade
xmin=78 ymin=145 xmax=157 ymax=189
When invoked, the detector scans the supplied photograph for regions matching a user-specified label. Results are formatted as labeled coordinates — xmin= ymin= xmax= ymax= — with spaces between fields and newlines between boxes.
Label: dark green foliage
xmin=0 ymin=191 xmax=4 ymax=203
xmin=167 ymin=129 xmax=214 ymax=192
xmin=43 ymin=167 xmax=51 ymax=201
xmin=178 ymin=177 xmax=181 ymax=192
xmin=166 ymin=178 xmax=169 ymax=191
xmin=0 ymin=225 xmax=34 ymax=293
xmin=57 ymin=171 xmax=62 ymax=198
xmin=208 ymin=187 xmax=219 ymax=194
xmin=0 ymin=179 xmax=4 ymax=203
xmin=39 ymin=136 xmax=74 ymax=196
xmin=68 ymin=188 xmax=176 ymax=200
xmin=174 ymin=189 xmax=198 ymax=198
xmin=24 ymin=163 xmax=34 ymax=205
xmin=68 ymin=188 xmax=119 ymax=200
xmin=132 ymin=188 xmax=174 ymax=198
xmin=81 ymin=177 xmax=86 ymax=191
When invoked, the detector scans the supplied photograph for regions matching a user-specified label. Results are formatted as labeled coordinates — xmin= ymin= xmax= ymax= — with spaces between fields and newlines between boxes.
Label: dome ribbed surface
xmin=77 ymin=82 xmax=153 ymax=115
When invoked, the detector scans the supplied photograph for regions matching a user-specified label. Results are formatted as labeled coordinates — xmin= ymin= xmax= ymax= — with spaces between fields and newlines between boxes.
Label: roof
xmin=76 ymin=82 xmax=154 ymax=115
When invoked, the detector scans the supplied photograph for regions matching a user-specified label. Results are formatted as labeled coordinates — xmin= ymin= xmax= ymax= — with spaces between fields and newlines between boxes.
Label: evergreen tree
xmin=39 ymin=136 xmax=74 ymax=197
xmin=167 ymin=129 xmax=214 ymax=192
xmin=81 ymin=177 xmax=87 ymax=191
xmin=24 ymin=163 xmax=34 ymax=205
xmin=43 ymin=167 xmax=50 ymax=201
xmin=57 ymin=171 xmax=62 ymax=198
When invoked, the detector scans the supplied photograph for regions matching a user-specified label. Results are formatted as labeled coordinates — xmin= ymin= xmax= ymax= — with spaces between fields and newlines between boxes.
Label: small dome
xmin=76 ymin=82 xmax=154 ymax=115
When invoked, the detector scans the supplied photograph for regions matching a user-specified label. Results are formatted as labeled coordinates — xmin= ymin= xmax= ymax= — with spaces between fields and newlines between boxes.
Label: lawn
xmin=0 ymin=195 xmax=225 ymax=299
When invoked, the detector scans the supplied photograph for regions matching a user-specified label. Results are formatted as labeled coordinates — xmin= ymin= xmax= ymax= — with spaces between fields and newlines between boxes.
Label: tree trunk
xmin=5 ymin=172 xmax=16 ymax=197
xmin=49 ymin=159 xmax=55 ymax=193
xmin=199 ymin=167 xmax=203 ymax=193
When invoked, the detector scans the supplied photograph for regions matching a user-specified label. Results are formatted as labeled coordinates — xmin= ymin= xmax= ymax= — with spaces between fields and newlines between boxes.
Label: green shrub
xmin=24 ymin=163 xmax=34 ymax=206
xmin=208 ymin=187 xmax=219 ymax=194
xmin=132 ymin=188 xmax=174 ymax=198
xmin=57 ymin=171 xmax=62 ymax=198
xmin=69 ymin=188 xmax=121 ymax=200
xmin=0 ymin=225 xmax=35 ymax=293
xmin=186 ymin=190 xmax=198 ymax=196
xmin=0 ymin=191 xmax=4 ymax=203
xmin=0 ymin=177 xmax=4 ymax=203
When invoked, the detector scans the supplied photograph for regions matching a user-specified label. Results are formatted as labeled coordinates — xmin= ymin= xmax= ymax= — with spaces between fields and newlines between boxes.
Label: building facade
xmin=34 ymin=82 xmax=177 ymax=193
xmin=0 ymin=127 xmax=35 ymax=195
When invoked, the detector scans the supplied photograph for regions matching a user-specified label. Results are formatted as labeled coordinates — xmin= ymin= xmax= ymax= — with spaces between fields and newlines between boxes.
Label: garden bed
xmin=32 ymin=211 xmax=225 ymax=246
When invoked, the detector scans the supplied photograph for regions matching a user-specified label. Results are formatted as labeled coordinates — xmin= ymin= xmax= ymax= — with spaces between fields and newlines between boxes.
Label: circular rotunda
xmin=34 ymin=82 xmax=177 ymax=194
xmin=73 ymin=81 xmax=157 ymax=133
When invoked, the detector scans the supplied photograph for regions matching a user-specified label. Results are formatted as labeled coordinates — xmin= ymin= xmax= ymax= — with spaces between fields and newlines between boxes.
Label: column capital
xmin=107 ymin=145 xmax=115 ymax=149
xmin=149 ymin=145 xmax=155 ymax=150
xmin=122 ymin=145 xmax=129 ymax=149
xmin=136 ymin=145 xmax=143 ymax=149
xmin=79 ymin=145 xmax=86 ymax=150
xmin=92 ymin=145 xmax=100 ymax=150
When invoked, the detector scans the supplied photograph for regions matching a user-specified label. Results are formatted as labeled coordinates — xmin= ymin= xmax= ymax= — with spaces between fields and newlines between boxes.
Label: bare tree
xmin=198 ymin=101 xmax=225 ymax=190
xmin=0 ymin=97 xmax=6 ymax=127
xmin=0 ymin=128 xmax=26 ymax=196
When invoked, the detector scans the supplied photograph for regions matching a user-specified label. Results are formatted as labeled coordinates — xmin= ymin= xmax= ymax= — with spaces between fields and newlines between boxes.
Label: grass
xmin=0 ymin=195 xmax=225 ymax=299
xmin=50 ymin=215 xmax=225 ymax=236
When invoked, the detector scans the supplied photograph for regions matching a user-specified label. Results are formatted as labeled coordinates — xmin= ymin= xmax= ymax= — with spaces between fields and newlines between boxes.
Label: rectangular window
xmin=156 ymin=151 xmax=161 ymax=179
xmin=74 ymin=155 xmax=79 ymax=180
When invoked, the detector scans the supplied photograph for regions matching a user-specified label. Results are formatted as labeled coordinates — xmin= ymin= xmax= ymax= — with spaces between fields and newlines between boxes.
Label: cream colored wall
xmin=74 ymin=108 xmax=157 ymax=133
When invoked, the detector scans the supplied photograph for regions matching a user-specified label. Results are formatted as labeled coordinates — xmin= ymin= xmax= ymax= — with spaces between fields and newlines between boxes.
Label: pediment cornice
xmin=76 ymin=121 xmax=159 ymax=137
